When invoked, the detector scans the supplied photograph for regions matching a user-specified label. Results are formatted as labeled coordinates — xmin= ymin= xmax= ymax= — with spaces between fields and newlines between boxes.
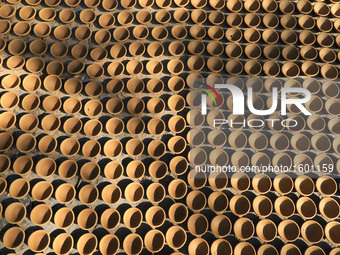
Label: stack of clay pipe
xmin=0 ymin=0 xmax=339 ymax=254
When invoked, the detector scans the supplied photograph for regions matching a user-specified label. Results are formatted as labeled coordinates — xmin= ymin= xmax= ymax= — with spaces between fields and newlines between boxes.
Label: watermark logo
xmin=197 ymin=82 xmax=222 ymax=114
xmin=197 ymin=83 xmax=312 ymax=116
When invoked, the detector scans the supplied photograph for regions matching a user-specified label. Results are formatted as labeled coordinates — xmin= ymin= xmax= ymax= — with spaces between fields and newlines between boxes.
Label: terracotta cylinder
xmin=146 ymin=98 xmax=165 ymax=114
xmin=59 ymin=9 xmax=75 ymax=24
xmin=146 ymin=182 xmax=165 ymax=203
xmin=80 ymin=162 xmax=100 ymax=181
xmin=7 ymin=56 xmax=25 ymax=70
xmin=103 ymin=139 xmax=122 ymax=158
xmin=300 ymin=45 xmax=317 ymax=60
xmin=296 ymin=197 xmax=317 ymax=219
xmin=74 ymin=26 xmax=92 ymax=41
xmin=0 ymin=132 xmax=13 ymax=151
xmin=305 ymin=247 xmax=326 ymax=255
xmin=290 ymin=133 xmax=310 ymax=152
xmin=142 ymin=230 xmax=164 ymax=253
xmin=316 ymin=176 xmax=337 ymax=196
xmin=30 ymin=204 xmax=52 ymax=226
xmin=5 ymin=202 xmax=26 ymax=224
xmin=0 ymin=155 xmax=10 ymax=173
xmin=263 ymin=14 xmax=279 ymax=29
xmin=133 ymin=25 xmax=149 ymax=40
xmin=320 ymin=64 xmax=338 ymax=80
xmin=269 ymin=133 xmax=289 ymax=151
xmin=53 ymin=233 xmax=73 ymax=255
xmin=79 ymin=184 xmax=98 ymax=205
xmin=244 ymin=0 xmax=260 ymax=12
xmin=148 ymin=161 xmax=167 ymax=180
xmin=168 ymin=203 xmax=188 ymax=224
xmin=187 ymin=129 xmax=205 ymax=147
xmin=188 ymin=147 xmax=207 ymax=166
xmin=28 ymin=230 xmax=50 ymax=252
xmin=258 ymin=245 xmax=279 ymax=255
xmin=230 ymin=172 xmax=250 ymax=192
xmin=147 ymin=140 xmax=166 ymax=158
xmin=325 ymin=222 xmax=340 ymax=245
xmin=100 ymin=208 xmax=120 ymax=231
xmin=77 ymin=208 xmax=98 ymax=230
xmin=317 ymin=33 xmax=334 ymax=47
xmin=60 ymin=138 xmax=80 ymax=156
xmin=234 ymin=242 xmax=256 ymax=255
xmin=54 ymin=207 xmax=74 ymax=229
xmin=169 ymin=42 xmax=185 ymax=57
xmin=166 ymin=226 xmax=187 ymax=250
xmin=16 ymin=133 xmax=36 ymax=153
xmin=278 ymin=220 xmax=300 ymax=242
xmin=312 ymin=133 xmax=331 ymax=152
xmin=86 ymin=64 xmax=104 ymax=78
xmin=301 ymin=61 xmax=319 ymax=77
xmin=19 ymin=113 xmax=39 ymax=132
xmin=31 ymin=180 xmax=53 ymax=201
xmin=188 ymin=238 xmax=209 ymax=255
xmin=168 ymin=136 xmax=187 ymax=154
xmin=230 ymin=151 xmax=249 ymax=169
xmin=294 ymin=175 xmax=314 ymax=196
xmin=9 ymin=178 xmax=30 ymax=199
xmin=79 ymin=9 xmax=96 ymax=24
xmin=0 ymin=20 xmax=11 ymax=36
xmin=208 ymin=191 xmax=228 ymax=213
xmin=123 ymin=207 xmax=142 ymax=229
xmin=316 ymin=17 xmax=332 ymax=32
xmin=124 ymin=182 xmax=144 ymax=203
xmin=229 ymin=194 xmax=250 ymax=216
xmin=8 ymin=39 xmax=26 ymax=56
xmin=67 ymin=60 xmax=85 ymax=75
xmin=84 ymin=100 xmax=103 ymax=117
xmin=297 ymin=0 xmax=312 ymax=14
xmin=281 ymin=244 xmax=301 ymax=255
xmin=55 ymin=183 xmax=76 ymax=204
xmin=234 ymin=217 xmax=255 ymax=241
xmin=301 ymin=220 xmax=324 ymax=244
xmin=62 ymin=118 xmax=82 ymax=135
xmin=319 ymin=197 xmax=340 ymax=220
xmin=322 ymin=81 xmax=339 ymax=98
xmin=226 ymin=13 xmax=243 ymax=28
xmin=211 ymin=239 xmax=232 ymax=255
xmin=226 ymin=0 xmax=242 ymax=12
xmin=274 ymin=196 xmax=295 ymax=218
xmin=168 ymin=179 xmax=187 ymax=200
xmin=147 ymin=118 xmax=165 ymax=136
xmin=282 ymin=62 xmax=300 ymax=77
xmin=208 ymin=171 xmax=228 ymax=190
xmin=100 ymin=208 xmax=120 ymax=230
xmin=280 ymin=0 xmax=295 ymax=13
xmin=125 ymin=139 xmax=144 ymax=157
xmin=3 ymin=227 xmax=25 ymax=249
xmin=123 ymin=234 xmax=143 ymax=255
xmin=125 ymin=160 xmax=144 ymax=180
xmin=185 ymin=191 xmax=205 ymax=212
xmin=38 ymin=7 xmax=55 ymax=21
xmin=13 ymin=21 xmax=31 ymax=37
xmin=0 ymin=112 xmax=15 ymax=131
xmin=325 ymin=98 xmax=340 ymax=115
xmin=0 ymin=5 xmax=16 ymax=19
xmin=77 ymin=233 xmax=97 ymax=255
xmin=105 ymin=98 xmax=124 ymax=115
xmin=102 ymin=0 xmax=118 ymax=10
xmin=262 ymin=0 xmax=277 ymax=12
xmin=189 ymin=25 xmax=206 ymax=39
xmin=252 ymin=173 xmax=272 ymax=194
xmin=38 ymin=135 xmax=57 ymax=154
xmin=273 ymin=174 xmax=293 ymax=194
xmin=145 ymin=206 xmax=165 ymax=228
xmin=256 ymin=219 xmax=277 ymax=242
